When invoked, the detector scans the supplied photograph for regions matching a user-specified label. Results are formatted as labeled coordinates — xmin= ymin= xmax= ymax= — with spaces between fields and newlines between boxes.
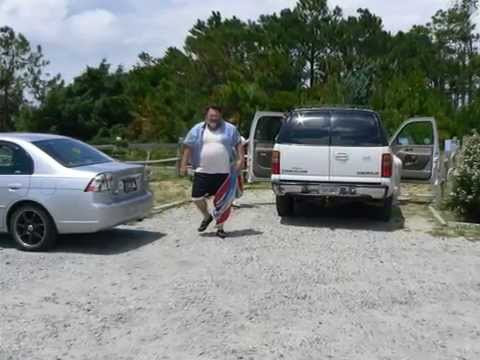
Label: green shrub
xmin=448 ymin=132 xmax=480 ymax=220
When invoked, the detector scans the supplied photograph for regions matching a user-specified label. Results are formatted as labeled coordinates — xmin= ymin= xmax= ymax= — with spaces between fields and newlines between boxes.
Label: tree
xmin=0 ymin=26 xmax=49 ymax=130
xmin=15 ymin=0 xmax=480 ymax=144
xmin=293 ymin=0 xmax=343 ymax=87
xmin=18 ymin=61 xmax=134 ymax=141
xmin=430 ymin=0 xmax=479 ymax=107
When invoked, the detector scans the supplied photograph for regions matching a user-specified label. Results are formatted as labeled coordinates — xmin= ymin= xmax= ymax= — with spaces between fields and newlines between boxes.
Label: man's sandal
xmin=198 ymin=215 xmax=213 ymax=232
xmin=216 ymin=229 xmax=227 ymax=238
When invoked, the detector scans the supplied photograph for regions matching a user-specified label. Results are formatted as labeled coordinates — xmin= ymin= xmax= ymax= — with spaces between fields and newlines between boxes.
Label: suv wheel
xmin=378 ymin=196 xmax=393 ymax=222
xmin=276 ymin=196 xmax=294 ymax=217
xmin=10 ymin=205 xmax=57 ymax=251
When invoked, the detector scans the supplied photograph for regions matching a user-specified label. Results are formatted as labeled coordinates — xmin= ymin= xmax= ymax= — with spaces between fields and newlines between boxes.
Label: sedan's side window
xmin=0 ymin=143 xmax=33 ymax=175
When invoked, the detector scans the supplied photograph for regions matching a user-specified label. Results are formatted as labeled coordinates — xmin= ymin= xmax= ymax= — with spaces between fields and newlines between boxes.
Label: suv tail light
xmin=272 ymin=151 xmax=280 ymax=175
xmin=382 ymin=154 xmax=393 ymax=178
xmin=85 ymin=173 xmax=113 ymax=192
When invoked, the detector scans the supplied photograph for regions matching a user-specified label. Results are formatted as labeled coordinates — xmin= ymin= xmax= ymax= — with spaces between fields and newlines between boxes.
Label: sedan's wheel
xmin=10 ymin=205 xmax=56 ymax=251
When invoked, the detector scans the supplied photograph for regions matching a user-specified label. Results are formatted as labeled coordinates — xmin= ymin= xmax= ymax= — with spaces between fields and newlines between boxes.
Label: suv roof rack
xmin=292 ymin=105 xmax=376 ymax=113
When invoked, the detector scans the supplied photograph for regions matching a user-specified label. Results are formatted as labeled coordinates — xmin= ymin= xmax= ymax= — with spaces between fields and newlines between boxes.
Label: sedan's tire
xmin=10 ymin=205 xmax=57 ymax=251
xmin=276 ymin=196 xmax=294 ymax=217
xmin=378 ymin=196 xmax=393 ymax=222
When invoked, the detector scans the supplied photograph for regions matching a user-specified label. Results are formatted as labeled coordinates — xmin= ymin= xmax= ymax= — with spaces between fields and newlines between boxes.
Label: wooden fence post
xmin=176 ymin=137 xmax=183 ymax=177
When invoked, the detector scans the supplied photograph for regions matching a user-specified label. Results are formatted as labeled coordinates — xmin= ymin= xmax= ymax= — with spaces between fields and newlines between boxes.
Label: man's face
xmin=205 ymin=109 xmax=222 ymax=128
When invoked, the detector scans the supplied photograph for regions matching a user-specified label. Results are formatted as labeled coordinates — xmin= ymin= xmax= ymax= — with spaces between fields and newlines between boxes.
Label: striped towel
xmin=212 ymin=170 xmax=244 ymax=226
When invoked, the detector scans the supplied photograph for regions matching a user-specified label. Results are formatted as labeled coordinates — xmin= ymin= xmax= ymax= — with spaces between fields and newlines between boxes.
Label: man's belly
xmin=197 ymin=143 xmax=230 ymax=174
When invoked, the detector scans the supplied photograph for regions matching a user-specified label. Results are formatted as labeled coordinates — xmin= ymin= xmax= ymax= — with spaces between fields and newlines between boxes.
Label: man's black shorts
xmin=192 ymin=173 xmax=229 ymax=199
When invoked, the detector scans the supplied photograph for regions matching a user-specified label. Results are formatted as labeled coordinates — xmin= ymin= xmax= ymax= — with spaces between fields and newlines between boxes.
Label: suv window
xmin=395 ymin=122 xmax=433 ymax=146
xmin=33 ymin=138 xmax=111 ymax=168
xmin=277 ymin=111 xmax=330 ymax=145
xmin=331 ymin=111 xmax=387 ymax=147
xmin=0 ymin=142 xmax=33 ymax=175
xmin=254 ymin=116 xmax=283 ymax=142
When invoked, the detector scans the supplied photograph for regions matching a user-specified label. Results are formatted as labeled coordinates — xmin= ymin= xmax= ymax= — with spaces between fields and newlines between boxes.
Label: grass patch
xmin=145 ymin=165 xmax=192 ymax=206
xmin=149 ymin=166 xmax=178 ymax=181
xmin=429 ymin=225 xmax=480 ymax=241
xmin=427 ymin=204 xmax=480 ymax=241
xmin=244 ymin=181 xmax=271 ymax=190
xmin=150 ymin=178 xmax=192 ymax=206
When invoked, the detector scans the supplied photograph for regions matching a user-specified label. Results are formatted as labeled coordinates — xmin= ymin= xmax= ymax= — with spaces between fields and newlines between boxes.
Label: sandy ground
xmin=1 ymin=190 xmax=480 ymax=360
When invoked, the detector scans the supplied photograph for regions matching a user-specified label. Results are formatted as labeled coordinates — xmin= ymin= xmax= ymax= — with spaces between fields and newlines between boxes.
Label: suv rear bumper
xmin=272 ymin=181 xmax=389 ymax=200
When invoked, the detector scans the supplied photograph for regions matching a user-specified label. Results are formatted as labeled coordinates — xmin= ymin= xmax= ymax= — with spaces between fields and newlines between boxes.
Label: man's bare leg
xmin=193 ymin=198 xmax=210 ymax=220
xmin=194 ymin=197 xmax=213 ymax=232
xmin=216 ymin=222 xmax=226 ymax=238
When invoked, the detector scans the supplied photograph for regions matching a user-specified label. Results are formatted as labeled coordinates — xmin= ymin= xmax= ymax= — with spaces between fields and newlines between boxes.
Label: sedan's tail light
xmin=85 ymin=173 xmax=113 ymax=192
xmin=382 ymin=154 xmax=393 ymax=178
xmin=272 ymin=151 xmax=280 ymax=175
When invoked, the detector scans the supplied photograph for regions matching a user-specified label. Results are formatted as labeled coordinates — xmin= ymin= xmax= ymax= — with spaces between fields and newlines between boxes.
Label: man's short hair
xmin=205 ymin=105 xmax=223 ymax=115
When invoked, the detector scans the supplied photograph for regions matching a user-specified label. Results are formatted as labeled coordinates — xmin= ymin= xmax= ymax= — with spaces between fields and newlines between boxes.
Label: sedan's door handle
xmin=8 ymin=183 xmax=22 ymax=191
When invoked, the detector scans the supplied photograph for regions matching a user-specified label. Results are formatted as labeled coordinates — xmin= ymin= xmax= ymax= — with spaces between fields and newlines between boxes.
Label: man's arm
xmin=234 ymin=142 xmax=245 ymax=173
xmin=180 ymin=146 xmax=191 ymax=176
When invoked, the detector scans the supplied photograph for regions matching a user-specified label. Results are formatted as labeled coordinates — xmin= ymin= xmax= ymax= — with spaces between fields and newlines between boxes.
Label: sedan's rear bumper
xmin=272 ymin=181 xmax=389 ymax=200
xmin=57 ymin=191 xmax=154 ymax=234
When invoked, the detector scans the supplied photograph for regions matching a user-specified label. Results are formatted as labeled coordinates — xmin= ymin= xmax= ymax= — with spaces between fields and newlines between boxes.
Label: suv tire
xmin=276 ymin=196 xmax=294 ymax=217
xmin=378 ymin=196 xmax=393 ymax=222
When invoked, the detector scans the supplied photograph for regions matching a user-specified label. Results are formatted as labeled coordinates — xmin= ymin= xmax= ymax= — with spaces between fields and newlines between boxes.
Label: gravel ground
xmin=1 ymin=190 xmax=480 ymax=360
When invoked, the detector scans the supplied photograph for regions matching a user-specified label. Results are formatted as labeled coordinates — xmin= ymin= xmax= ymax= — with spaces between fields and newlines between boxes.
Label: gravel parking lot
xmin=1 ymin=190 xmax=480 ymax=360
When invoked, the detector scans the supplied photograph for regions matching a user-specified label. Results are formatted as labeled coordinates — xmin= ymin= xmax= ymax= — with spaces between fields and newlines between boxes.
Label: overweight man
xmin=180 ymin=106 xmax=244 ymax=238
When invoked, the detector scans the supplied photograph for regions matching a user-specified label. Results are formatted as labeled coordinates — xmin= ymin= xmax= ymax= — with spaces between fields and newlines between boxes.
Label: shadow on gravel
xmin=0 ymin=229 xmax=164 ymax=254
xmin=233 ymin=202 xmax=275 ymax=209
xmin=0 ymin=234 xmax=15 ymax=249
xmin=281 ymin=200 xmax=405 ymax=232
xmin=200 ymin=229 xmax=263 ymax=238
xmin=55 ymin=229 xmax=164 ymax=255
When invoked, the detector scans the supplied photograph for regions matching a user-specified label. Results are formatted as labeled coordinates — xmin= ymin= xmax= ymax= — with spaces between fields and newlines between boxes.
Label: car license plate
xmin=303 ymin=185 xmax=339 ymax=195
xmin=123 ymin=178 xmax=137 ymax=193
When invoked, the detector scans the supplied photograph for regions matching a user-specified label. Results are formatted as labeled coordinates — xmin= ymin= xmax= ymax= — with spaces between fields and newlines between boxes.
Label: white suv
xmin=248 ymin=107 xmax=440 ymax=221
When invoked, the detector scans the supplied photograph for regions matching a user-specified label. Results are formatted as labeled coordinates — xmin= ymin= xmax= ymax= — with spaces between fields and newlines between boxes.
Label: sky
xmin=0 ymin=0 xmax=476 ymax=82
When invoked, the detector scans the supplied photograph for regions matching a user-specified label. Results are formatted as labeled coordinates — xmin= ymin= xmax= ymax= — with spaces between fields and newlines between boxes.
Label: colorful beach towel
xmin=212 ymin=171 xmax=244 ymax=225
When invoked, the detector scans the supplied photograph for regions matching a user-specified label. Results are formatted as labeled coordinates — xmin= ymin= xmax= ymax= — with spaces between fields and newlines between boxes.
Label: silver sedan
xmin=0 ymin=133 xmax=153 ymax=251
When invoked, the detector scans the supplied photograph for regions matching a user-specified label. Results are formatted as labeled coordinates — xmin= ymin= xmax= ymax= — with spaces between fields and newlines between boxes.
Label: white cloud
xmin=0 ymin=0 xmax=68 ymax=41
xmin=330 ymin=0 xmax=453 ymax=31
xmin=67 ymin=8 xmax=119 ymax=46
xmin=0 ymin=0 xmax=476 ymax=81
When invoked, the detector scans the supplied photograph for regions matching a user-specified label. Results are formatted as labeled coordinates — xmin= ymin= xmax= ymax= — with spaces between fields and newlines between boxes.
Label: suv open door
xmin=248 ymin=111 xmax=284 ymax=182
xmin=390 ymin=117 xmax=440 ymax=184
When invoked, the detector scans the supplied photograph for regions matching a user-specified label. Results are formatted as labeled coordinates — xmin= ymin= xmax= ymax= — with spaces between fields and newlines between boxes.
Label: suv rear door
xmin=390 ymin=117 xmax=440 ymax=183
xmin=329 ymin=110 xmax=389 ymax=183
xmin=248 ymin=112 xmax=284 ymax=181
xmin=274 ymin=110 xmax=331 ymax=182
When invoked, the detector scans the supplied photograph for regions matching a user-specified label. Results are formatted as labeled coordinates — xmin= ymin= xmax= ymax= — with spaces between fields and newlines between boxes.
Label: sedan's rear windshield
xmin=33 ymin=138 xmax=112 ymax=168
xmin=277 ymin=110 xmax=388 ymax=147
